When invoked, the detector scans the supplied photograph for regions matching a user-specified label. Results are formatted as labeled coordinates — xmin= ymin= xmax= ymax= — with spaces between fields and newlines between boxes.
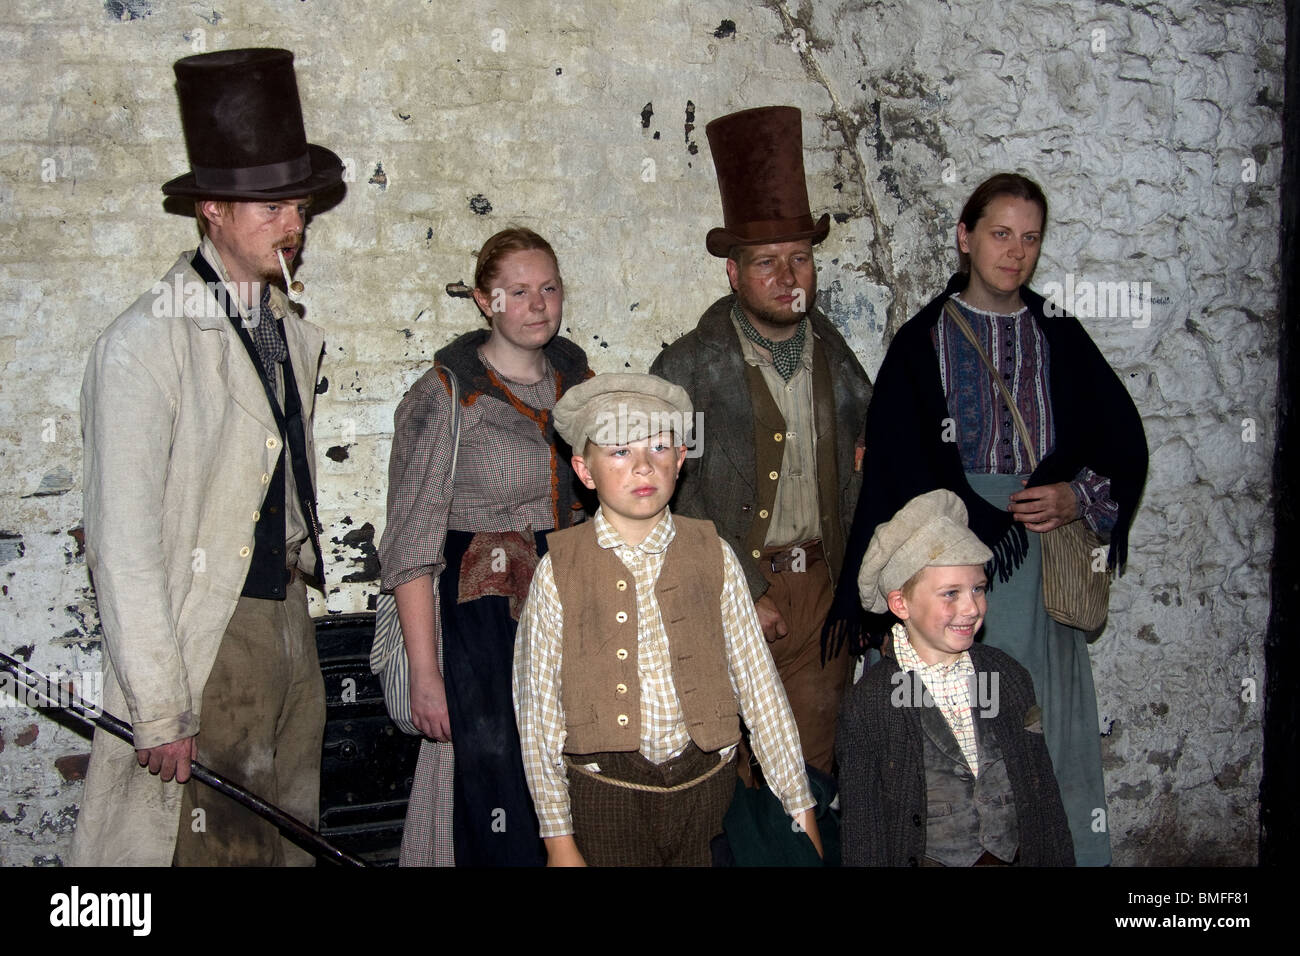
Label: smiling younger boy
xmin=890 ymin=563 xmax=989 ymax=667
xmin=836 ymin=489 xmax=1074 ymax=867
xmin=514 ymin=373 xmax=822 ymax=866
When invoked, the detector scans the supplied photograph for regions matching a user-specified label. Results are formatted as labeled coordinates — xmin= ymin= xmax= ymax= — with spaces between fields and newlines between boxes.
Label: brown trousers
xmin=754 ymin=548 xmax=849 ymax=776
xmin=569 ymin=744 xmax=737 ymax=866
xmin=173 ymin=576 xmax=325 ymax=866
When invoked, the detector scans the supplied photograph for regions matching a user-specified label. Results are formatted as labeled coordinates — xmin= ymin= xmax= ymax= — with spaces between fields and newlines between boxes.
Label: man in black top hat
xmin=72 ymin=48 xmax=344 ymax=865
xmin=651 ymin=106 xmax=872 ymax=781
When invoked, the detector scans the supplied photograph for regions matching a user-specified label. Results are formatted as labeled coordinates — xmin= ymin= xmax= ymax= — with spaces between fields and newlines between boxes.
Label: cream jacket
xmin=71 ymin=247 xmax=324 ymax=866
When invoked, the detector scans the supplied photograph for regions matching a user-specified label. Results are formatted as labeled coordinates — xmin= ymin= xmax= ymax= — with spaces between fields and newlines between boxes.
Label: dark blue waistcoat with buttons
xmin=243 ymin=434 xmax=292 ymax=600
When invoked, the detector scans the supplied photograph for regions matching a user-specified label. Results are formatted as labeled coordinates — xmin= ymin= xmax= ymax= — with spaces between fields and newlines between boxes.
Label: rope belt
xmin=564 ymin=752 xmax=733 ymax=794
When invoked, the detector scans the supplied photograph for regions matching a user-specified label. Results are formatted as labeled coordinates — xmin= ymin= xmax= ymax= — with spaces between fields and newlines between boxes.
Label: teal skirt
xmin=967 ymin=472 xmax=1111 ymax=866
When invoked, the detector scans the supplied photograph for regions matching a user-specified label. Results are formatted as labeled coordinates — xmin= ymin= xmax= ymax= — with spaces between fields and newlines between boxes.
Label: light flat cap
xmin=553 ymin=373 xmax=694 ymax=451
xmin=857 ymin=489 xmax=993 ymax=613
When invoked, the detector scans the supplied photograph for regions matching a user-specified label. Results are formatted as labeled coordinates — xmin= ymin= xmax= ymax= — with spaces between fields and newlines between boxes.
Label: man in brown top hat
xmin=72 ymin=48 xmax=343 ymax=865
xmin=651 ymin=106 xmax=872 ymax=779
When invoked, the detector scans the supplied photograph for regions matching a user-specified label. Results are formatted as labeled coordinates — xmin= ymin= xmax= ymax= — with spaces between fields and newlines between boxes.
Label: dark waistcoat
xmin=919 ymin=697 xmax=1019 ymax=866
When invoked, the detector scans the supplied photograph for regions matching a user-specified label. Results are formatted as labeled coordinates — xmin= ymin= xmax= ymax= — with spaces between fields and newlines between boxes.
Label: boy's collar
xmin=891 ymin=623 xmax=973 ymax=676
xmin=593 ymin=507 xmax=675 ymax=554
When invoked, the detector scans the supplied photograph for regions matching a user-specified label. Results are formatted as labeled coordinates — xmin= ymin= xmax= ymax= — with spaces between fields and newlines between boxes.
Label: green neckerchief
xmin=732 ymin=300 xmax=807 ymax=382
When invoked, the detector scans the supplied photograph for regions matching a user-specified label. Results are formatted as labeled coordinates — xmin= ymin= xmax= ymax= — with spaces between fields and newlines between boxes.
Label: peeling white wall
xmin=0 ymin=0 xmax=1279 ymax=865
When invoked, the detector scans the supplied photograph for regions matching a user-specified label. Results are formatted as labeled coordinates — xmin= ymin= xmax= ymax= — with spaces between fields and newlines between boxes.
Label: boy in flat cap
xmin=74 ymin=49 xmax=343 ymax=865
xmin=513 ymin=373 xmax=821 ymax=866
xmin=836 ymin=490 xmax=1073 ymax=866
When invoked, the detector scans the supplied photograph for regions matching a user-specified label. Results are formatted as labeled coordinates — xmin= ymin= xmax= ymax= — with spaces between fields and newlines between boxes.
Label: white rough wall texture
xmin=0 ymin=0 xmax=1279 ymax=865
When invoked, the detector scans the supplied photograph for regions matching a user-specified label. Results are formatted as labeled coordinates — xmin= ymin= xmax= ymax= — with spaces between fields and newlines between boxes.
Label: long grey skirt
xmin=967 ymin=472 xmax=1111 ymax=867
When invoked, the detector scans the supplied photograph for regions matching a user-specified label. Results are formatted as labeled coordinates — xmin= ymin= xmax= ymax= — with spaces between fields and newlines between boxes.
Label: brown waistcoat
xmin=548 ymin=515 xmax=740 ymax=756
xmin=743 ymin=341 xmax=844 ymax=581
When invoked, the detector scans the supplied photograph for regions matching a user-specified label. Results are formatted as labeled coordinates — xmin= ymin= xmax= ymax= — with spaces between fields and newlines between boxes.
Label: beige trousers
xmin=173 ymin=576 xmax=325 ymax=866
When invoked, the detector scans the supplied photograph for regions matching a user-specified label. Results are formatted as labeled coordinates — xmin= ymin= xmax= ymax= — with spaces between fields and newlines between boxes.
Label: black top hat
xmin=162 ymin=48 xmax=343 ymax=200
xmin=704 ymin=106 xmax=830 ymax=258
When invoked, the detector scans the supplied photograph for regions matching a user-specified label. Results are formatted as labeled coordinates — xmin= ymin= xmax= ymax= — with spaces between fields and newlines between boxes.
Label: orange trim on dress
xmin=481 ymin=364 xmax=569 ymax=529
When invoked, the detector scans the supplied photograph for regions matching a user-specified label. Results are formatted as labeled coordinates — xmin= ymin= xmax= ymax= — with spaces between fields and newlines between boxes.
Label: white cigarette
xmin=277 ymin=248 xmax=305 ymax=302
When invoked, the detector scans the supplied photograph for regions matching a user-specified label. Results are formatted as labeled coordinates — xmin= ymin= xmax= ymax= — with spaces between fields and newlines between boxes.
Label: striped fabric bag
xmin=370 ymin=369 xmax=461 ymax=735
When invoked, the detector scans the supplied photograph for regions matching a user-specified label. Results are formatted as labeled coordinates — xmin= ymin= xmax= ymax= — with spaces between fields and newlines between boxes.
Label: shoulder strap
xmin=942 ymin=300 xmax=1039 ymax=471
xmin=437 ymin=366 xmax=462 ymax=487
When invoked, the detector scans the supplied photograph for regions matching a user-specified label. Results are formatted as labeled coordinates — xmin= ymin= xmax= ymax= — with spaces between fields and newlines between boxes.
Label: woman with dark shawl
xmin=827 ymin=174 xmax=1147 ymax=866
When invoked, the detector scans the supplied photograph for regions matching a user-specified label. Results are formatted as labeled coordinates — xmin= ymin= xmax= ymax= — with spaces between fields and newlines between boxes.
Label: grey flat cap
xmin=553 ymin=373 xmax=694 ymax=451
xmin=857 ymin=489 xmax=994 ymax=613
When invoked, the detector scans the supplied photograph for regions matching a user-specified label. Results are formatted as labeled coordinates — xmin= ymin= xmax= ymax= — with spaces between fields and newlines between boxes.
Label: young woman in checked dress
xmin=379 ymin=228 xmax=592 ymax=866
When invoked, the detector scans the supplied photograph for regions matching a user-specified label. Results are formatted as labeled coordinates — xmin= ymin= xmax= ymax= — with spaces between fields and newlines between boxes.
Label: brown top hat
xmin=704 ymin=105 xmax=830 ymax=258
xmin=162 ymin=48 xmax=343 ymax=200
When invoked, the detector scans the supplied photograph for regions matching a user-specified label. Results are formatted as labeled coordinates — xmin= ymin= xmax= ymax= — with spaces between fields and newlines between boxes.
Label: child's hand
xmin=793 ymin=809 xmax=824 ymax=860
xmin=544 ymin=835 xmax=588 ymax=867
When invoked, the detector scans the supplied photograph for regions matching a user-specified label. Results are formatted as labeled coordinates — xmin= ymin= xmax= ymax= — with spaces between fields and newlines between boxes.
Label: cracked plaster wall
xmin=0 ymin=0 xmax=1279 ymax=865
